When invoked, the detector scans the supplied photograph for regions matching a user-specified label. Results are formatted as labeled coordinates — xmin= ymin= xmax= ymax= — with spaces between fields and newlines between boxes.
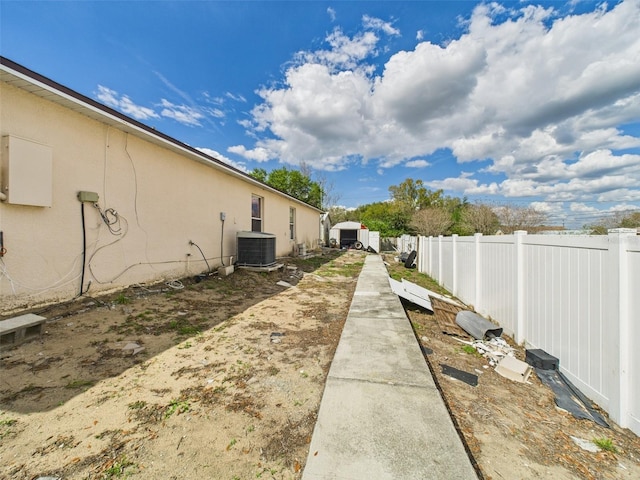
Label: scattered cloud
xmin=227 ymin=145 xmax=273 ymax=162
xmin=232 ymin=0 xmax=640 ymax=216
xmin=405 ymin=159 xmax=430 ymax=168
xmin=327 ymin=7 xmax=336 ymax=22
xmin=362 ymin=14 xmax=400 ymax=36
xmin=159 ymin=99 xmax=204 ymax=126
xmin=95 ymin=85 xmax=159 ymax=120
xmin=196 ymin=147 xmax=248 ymax=172
xmin=225 ymin=92 xmax=247 ymax=103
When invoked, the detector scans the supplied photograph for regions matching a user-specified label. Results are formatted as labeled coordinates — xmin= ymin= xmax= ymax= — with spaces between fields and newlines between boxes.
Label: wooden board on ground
xmin=430 ymin=297 xmax=468 ymax=336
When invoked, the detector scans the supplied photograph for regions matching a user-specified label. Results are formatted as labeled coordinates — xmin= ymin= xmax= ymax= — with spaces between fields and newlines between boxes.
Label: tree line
xmin=328 ymin=178 xmax=551 ymax=237
xmin=250 ymin=168 xmax=639 ymax=237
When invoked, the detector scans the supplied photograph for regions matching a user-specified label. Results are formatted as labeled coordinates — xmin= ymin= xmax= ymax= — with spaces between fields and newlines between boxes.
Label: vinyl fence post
xmin=438 ymin=235 xmax=444 ymax=286
xmin=607 ymin=228 xmax=635 ymax=429
xmin=452 ymin=234 xmax=458 ymax=296
xmin=514 ymin=230 xmax=527 ymax=344
xmin=474 ymin=233 xmax=483 ymax=312
xmin=428 ymin=236 xmax=433 ymax=275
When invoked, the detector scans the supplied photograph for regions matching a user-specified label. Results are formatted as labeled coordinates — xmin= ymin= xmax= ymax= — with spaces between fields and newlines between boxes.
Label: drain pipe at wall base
xmin=220 ymin=212 xmax=225 ymax=267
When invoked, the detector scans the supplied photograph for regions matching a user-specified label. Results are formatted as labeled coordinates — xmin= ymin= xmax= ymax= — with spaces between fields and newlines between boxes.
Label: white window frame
xmin=251 ymin=195 xmax=263 ymax=232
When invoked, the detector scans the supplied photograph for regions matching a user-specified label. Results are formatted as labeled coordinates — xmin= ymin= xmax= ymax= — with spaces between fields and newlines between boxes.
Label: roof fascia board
xmin=0 ymin=57 xmax=322 ymax=213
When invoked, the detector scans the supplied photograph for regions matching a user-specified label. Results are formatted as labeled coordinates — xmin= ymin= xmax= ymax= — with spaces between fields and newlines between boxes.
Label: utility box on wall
xmin=1 ymin=135 xmax=53 ymax=207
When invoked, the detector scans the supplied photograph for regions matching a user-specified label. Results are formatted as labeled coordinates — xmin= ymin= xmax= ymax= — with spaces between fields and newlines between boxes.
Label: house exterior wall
xmin=0 ymin=81 xmax=321 ymax=314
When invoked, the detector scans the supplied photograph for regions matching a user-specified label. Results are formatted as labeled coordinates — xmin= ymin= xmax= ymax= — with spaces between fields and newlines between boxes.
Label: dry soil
xmin=1 ymin=249 xmax=639 ymax=480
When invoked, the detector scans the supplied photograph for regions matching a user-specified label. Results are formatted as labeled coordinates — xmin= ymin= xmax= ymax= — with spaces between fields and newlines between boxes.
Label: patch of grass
xmin=317 ymin=258 xmax=365 ymax=278
xmin=128 ymin=400 xmax=147 ymax=410
xmin=0 ymin=418 xmax=17 ymax=439
xmin=461 ymin=345 xmax=479 ymax=355
xmin=593 ymin=437 xmax=617 ymax=453
xmin=177 ymin=341 xmax=193 ymax=349
xmin=226 ymin=438 xmax=237 ymax=450
xmin=169 ymin=319 xmax=200 ymax=336
xmin=102 ymin=455 xmax=136 ymax=478
xmin=114 ymin=293 xmax=131 ymax=305
xmin=65 ymin=379 xmax=94 ymax=389
xmin=165 ymin=399 xmax=190 ymax=418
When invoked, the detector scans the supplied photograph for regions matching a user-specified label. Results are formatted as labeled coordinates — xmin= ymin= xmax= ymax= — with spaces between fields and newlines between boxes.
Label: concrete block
xmin=218 ymin=265 xmax=234 ymax=277
xmin=0 ymin=313 xmax=46 ymax=348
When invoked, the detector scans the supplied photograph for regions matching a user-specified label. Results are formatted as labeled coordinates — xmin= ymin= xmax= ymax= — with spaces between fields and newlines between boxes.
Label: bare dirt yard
xmin=1 ymin=249 xmax=639 ymax=480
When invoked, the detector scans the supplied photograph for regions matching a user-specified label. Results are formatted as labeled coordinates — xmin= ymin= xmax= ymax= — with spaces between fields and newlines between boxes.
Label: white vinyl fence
xmin=415 ymin=229 xmax=640 ymax=436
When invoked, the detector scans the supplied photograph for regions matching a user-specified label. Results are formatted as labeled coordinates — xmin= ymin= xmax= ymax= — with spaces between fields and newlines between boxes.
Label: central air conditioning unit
xmin=236 ymin=231 xmax=277 ymax=267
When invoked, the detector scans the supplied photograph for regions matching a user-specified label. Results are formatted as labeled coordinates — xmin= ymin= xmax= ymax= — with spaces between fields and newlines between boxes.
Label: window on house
xmin=251 ymin=195 xmax=263 ymax=232
xmin=289 ymin=207 xmax=296 ymax=240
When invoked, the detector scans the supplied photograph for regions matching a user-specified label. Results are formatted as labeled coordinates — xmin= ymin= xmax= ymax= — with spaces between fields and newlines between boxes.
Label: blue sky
xmin=2 ymin=0 xmax=639 ymax=228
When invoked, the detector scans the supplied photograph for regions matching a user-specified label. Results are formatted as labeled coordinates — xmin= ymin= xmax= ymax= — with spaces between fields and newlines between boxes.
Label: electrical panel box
xmin=77 ymin=191 xmax=99 ymax=203
xmin=1 ymin=135 xmax=53 ymax=207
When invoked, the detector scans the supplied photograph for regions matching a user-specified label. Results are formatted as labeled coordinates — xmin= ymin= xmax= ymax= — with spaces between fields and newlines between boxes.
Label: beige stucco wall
xmin=0 ymin=82 xmax=321 ymax=314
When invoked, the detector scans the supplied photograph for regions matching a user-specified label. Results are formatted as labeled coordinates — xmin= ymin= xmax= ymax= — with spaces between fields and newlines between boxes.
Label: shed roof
xmin=331 ymin=221 xmax=368 ymax=230
xmin=0 ymin=56 xmax=322 ymax=213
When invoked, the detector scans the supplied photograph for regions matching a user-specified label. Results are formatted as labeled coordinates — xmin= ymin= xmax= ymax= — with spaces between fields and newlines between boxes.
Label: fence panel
xmin=415 ymin=231 xmax=639 ymax=436
xmin=455 ymin=236 xmax=477 ymax=304
xmin=476 ymin=237 xmax=518 ymax=335
xmin=627 ymin=243 xmax=640 ymax=434
xmin=521 ymin=236 xmax=609 ymax=408
xmin=441 ymin=239 xmax=454 ymax=292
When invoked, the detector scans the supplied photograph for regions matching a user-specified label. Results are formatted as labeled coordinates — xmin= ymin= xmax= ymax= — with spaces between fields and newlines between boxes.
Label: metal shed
xmin=329 ymin=221 xmax=370 ymax=249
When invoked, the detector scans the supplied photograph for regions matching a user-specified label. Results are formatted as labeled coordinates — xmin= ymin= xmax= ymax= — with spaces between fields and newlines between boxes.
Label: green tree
xmin=249 ymin=166 xmax=324 ymax=209
xmin=388 ymin=178 xmax=443 ymax=211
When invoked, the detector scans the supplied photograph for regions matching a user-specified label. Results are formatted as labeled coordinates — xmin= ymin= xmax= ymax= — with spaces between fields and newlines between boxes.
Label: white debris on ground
xmin=454 ymin=336 xmax=516 ymax=366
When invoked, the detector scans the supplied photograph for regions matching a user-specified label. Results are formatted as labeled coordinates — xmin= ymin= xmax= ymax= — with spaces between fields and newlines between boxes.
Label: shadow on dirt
xmin=0 ymin=249 xmax=347 ymax=414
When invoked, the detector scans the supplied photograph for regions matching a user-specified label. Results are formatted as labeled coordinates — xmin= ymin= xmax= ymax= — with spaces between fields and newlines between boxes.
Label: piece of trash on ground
xmin=535 ymin=368 xmax=609 ymax=427
xmin=495 ymin=356 xmax=532 ymax=383
xmin=570 ymin=436 xmax=601 ymax=453
xmin=455 ymin=310 xmax=503 ymax=340
xmin=440 ymin=364 xmax=478 ymax=387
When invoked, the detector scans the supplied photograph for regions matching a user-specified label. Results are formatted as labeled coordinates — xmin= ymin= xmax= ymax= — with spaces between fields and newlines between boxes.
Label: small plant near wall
xmin=593 ymin=437 xmax=617 ymax=453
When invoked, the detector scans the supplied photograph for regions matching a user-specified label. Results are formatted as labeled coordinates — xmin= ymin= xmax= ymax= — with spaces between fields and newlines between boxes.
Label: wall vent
xmin=236 ymin=231 xmax=276 ymax=267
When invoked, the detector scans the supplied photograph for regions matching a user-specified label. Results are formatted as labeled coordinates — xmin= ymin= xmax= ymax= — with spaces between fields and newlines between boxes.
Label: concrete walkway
xmin=302 ymin=254 xmax=478 ymax=480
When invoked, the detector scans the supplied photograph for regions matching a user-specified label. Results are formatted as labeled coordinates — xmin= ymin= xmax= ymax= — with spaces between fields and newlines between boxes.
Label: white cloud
xmin=425 ymin=176 xmax=499 ymax=195
xmin=227 ymin=145 xmax=273 ymax=162
xmin=362 ymin=15 xmax=400 ymax=36
xmin=327 ymin=7 xmax=336 ymax=22
xmin=159 ymin=99 xmax=204 ymax=126
xmin=233 ymin=0 xmax=640 ymax=213
xmin=416 ymin=30 xmax=424 ymax=41
xmin=95 ymin=85 xmax=159 ymax=120
xmin=196 ymin=147 xmax=248 ymax=172
xmin=225 ymin=92 xmax=247 ymax=103
xmin=405 ymin=159 xmax=430 ymax=168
